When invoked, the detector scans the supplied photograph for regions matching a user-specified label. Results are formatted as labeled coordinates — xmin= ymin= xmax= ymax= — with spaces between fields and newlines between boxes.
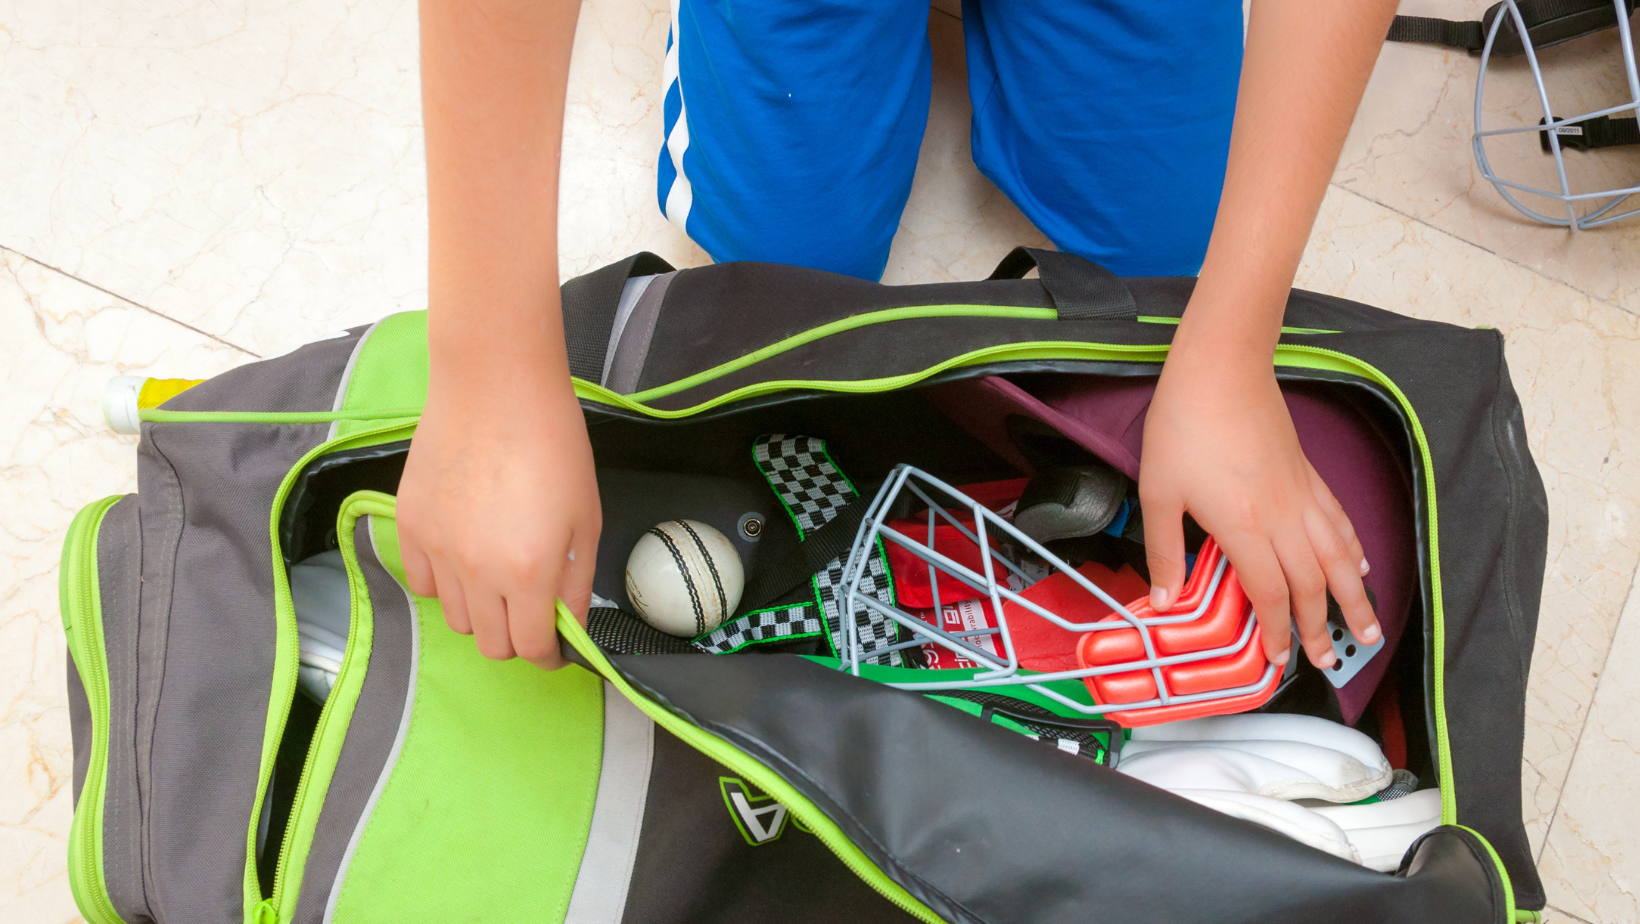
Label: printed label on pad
xmin=1323 ymin=621 xmax=1383 ymax=688
xmin=914 ymin=599 xmax=1002 ymax=670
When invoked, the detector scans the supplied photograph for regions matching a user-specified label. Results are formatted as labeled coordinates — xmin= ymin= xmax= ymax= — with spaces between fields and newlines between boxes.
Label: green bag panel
xmin=329 ymin=315 xmax=430 ymax=441
xmin=319 ymin=500 xmax=604 ymax=923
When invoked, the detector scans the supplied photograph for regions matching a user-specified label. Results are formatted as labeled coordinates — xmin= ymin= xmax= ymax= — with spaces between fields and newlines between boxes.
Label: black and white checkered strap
xmin=704 ymin=434 xmax=900 ymax=665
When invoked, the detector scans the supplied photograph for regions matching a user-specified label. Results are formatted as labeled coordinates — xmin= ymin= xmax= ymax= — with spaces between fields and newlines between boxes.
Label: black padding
xmin=737 ymin=502 xmax=865 ymax=614
xmin=560 ymin=251 xmax=675 ymax=383
xmin=987 ymin=247 xmax=1137 ymax=321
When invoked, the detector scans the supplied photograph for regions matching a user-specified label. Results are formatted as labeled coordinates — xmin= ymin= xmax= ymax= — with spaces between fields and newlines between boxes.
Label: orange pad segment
xmin=1084 ymin=620 xmax=1269 ymax=702
xmin=1075 ymin=540 xmax=1278 ymax=726
xmin=1078 ymin=557 xmax=1249 ymax=661
xmin=1100 ymin=670 xmax=1282 ymax=727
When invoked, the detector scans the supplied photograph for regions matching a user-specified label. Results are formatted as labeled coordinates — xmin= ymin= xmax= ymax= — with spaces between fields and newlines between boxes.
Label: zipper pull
xmin=253 ymin=898 xmax=279 ymax=924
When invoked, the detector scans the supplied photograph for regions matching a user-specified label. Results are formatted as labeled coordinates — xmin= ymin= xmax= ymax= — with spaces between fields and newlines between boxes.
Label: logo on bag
xmin=719 ymin=777 xmax=811 ymax=845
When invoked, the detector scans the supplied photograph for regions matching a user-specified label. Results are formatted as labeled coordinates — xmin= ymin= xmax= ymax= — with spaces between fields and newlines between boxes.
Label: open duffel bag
xmin=61 ymin=249 xmax=1549 ymax=924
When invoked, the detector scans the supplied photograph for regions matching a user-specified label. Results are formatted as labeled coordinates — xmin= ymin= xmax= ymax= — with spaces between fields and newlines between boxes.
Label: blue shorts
xmin=658 ymin=0 xmax=1244 ymax=280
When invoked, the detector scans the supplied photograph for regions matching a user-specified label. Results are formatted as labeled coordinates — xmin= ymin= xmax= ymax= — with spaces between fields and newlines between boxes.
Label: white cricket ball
xmin=625 ymin=520 xmax=745 ymax=637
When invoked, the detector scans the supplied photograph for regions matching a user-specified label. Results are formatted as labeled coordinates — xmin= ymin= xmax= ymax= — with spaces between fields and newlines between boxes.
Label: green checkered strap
xmin=695 ymin=435 xmax=901 ymax=664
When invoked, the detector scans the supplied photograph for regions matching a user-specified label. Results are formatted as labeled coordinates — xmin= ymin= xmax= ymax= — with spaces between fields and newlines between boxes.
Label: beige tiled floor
xmin=1 ymin=2 xmax=1635 ymax=921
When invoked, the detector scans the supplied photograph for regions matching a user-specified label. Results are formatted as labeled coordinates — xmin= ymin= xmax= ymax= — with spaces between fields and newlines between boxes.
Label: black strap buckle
xmin=1539 ymin=114 xmax=1640 ymax=152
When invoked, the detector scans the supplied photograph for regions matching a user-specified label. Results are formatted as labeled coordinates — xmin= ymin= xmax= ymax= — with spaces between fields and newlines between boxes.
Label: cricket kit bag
xmin=61 ymin=248 xmax=1549 ymax=924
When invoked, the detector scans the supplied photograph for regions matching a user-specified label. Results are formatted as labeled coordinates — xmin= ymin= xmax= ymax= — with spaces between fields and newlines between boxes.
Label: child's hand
xmin=1139 ymin=339 xmax=1378 ymax=672
xmin=1133 ymin=0 xmax=1401 ymax=674
xmin=397 ymin=367 xmax=599 ymax=670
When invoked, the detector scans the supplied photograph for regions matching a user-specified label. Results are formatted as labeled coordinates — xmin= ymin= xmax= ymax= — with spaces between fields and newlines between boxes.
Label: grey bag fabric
xmin=92 ymin=496 xmax=150 ymax=924
xmin=291 ymin=517 xmax=419 ymax=924
xmin=137 ymin=420 xmax=332 ymax=923
xmin=104 ymin=330 xmax=364 ymax=924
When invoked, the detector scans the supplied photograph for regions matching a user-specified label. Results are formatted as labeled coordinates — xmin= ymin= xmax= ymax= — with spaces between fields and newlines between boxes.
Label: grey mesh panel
xmin=67 ymin=656 xmax=91 ymax=805
xmin=166 ymin=326 xmax=366 ymax=414
xmin=292 ymin=517 xmax=416 ymax=924
xmin=604 ymin=272 xmax=675 ymax=395
xmin=139 ymin=421 xmax=331 ymax=923
xmin=563 ymin=684 xmax=655 ymax=924
xmin=92 ymin=496 xmax=154 ymax=924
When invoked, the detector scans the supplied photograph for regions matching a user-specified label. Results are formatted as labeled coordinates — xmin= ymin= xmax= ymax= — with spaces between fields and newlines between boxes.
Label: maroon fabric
xmin=925 ymin=374 xmax=1417 ymax=724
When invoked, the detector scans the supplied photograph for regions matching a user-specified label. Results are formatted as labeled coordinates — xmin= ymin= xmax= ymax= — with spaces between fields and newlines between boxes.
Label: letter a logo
xmin=719 ymin=777 xmax=789 ymax=845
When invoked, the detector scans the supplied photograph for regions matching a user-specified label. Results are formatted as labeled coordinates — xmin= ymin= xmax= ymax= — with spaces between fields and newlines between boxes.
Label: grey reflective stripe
xmin=563 ymin=683 xmax=655 ymax=924
xmin=322 ymin=518 xmax=422 ymax=924
xmin=604 ymin=271 xmax=675 ymax=395
xmin=601 ymin=274 xmax=661 ymax=387
xmin=326 ymin=320 xmax=383 ymax=441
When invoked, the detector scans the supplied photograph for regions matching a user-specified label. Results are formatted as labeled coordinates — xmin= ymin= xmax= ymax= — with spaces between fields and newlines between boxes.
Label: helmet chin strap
xmin=1387 ymin=0 xmax=1638 ymax=58
xmin=1537 ymin=113 xmax=1640 ymax=151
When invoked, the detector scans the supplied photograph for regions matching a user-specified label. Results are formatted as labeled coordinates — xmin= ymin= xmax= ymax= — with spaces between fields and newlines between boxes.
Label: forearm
xmin=1174 ymin=0 xmax=1399 ymax=359
xmin=420 ymin=0 xmax=582 ymax=395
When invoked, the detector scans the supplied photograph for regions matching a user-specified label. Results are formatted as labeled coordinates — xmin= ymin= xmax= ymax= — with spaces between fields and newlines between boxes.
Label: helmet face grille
xmin=838 ymin=465 xmax=1280 ymax=725
xmin=1474 ymin=0 xmax=1640 ymax=228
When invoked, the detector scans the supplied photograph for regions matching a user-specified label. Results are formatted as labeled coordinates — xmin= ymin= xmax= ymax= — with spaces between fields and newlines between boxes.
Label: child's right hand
xmin=411 ymin=0 xmax=589 ymax=668
xmin=397 ymin=361 xmax=600 ymax=670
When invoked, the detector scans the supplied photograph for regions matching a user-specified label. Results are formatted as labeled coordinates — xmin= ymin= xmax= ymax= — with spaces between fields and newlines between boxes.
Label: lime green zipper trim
xmin=1136 ymin=315 xmax=1342 ymax=336
xmin=256 ymin=493 xmax=395 ymax=923
xmin=61 ymin=495 xmax=129 ymax=924
xmin=243 ymin=424 xmax=418 ymax=923
xmin=576 ymin=340 xmax=1170 ymax=417
xmin=1457 ymin=825 xmax=1520 ymax=923
xmin=1276 ymin=345 xmax=1457 ymax=824
xmin=140 ymin=407 xmax=424 ymax=424
xmin=626 ymin=304 xmax=1058 ymax=403
xmin=557 ymin=609 xmax=944 ymax=924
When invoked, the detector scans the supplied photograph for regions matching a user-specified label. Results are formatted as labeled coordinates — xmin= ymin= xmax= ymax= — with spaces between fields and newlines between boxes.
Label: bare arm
xmin=398 ymin=0 xmax=595 ymax=669
xmin=1141 ymin=0 xmax=1401 ymax=668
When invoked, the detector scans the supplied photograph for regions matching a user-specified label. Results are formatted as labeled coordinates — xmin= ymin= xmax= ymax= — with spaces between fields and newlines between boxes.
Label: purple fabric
xmin=925 ymin=375 xmax=1416 ymax=725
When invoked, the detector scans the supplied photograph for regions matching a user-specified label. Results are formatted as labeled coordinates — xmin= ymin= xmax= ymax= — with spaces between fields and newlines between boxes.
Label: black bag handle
xmin=987 ymin=246 xmax=1137 ymax=321
xmin=560 ymin=251 xmax=676 ymax=383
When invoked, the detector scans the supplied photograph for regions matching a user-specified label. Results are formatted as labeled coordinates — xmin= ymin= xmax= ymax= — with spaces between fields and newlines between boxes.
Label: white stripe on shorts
xmin=662 ymin=0 xmax=695 ymax=232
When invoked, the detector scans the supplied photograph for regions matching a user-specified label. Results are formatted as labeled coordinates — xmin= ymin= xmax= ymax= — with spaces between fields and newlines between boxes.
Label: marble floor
xmin=1 ymin=1 xmax=1635 ymax=921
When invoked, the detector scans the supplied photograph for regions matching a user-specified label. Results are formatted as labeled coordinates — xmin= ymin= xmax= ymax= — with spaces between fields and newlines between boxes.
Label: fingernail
xmin=1316 ymin=649 xmax=1337 ymax=669
xmin=1360 ymin=622 xmax=1381 ymax=644
xmin=1272 ymin=648 xmax=1291 ymax=667
xmin=1359 ymin=558 xmax=1371 ymax=576
xmin=1151 ymin=587 xmax=1170 ymax=611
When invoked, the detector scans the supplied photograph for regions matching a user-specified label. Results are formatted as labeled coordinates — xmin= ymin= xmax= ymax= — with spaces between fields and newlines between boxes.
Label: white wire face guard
xmin=1475 ymin=0 xmax=1640 ymax=228
xmin=837 ymin=465 xmax=1281 ymax=726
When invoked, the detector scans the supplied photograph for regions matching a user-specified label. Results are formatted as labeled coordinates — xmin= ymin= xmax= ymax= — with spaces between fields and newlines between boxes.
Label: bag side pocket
xmin=315 ymin=494 xmax=605 ymax=924
xmin=63 ymin=494 xmax=144 ymax=924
